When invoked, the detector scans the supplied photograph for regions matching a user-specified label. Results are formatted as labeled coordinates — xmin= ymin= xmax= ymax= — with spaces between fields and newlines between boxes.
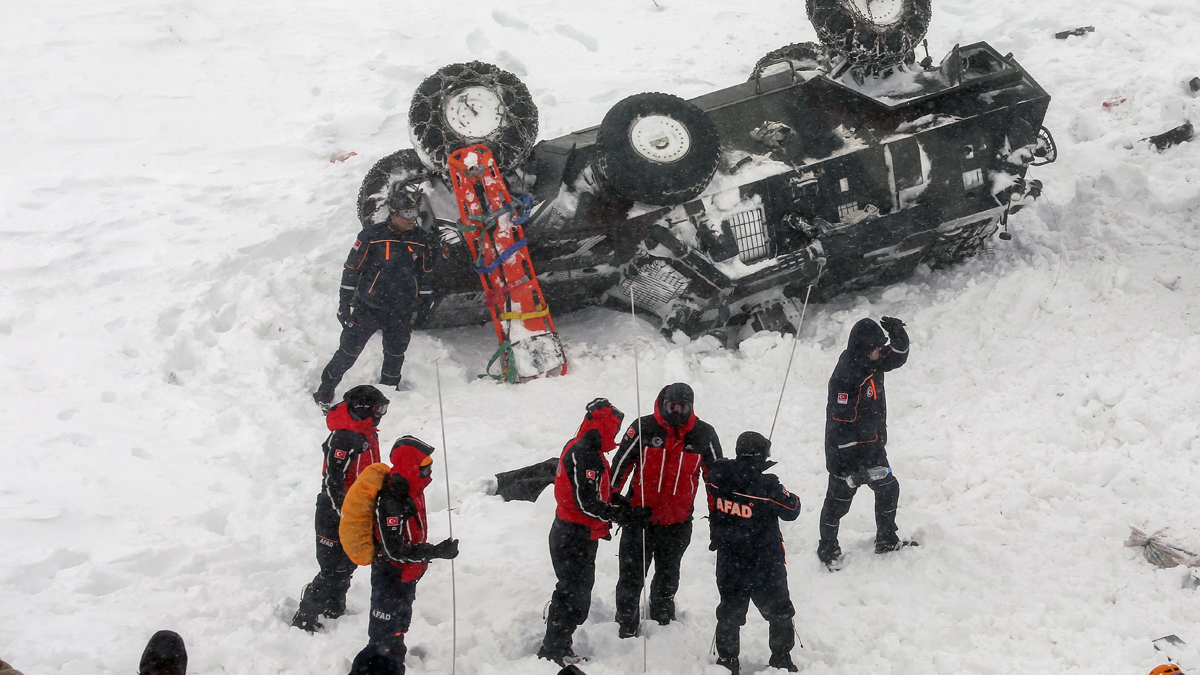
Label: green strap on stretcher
xmin=480 ymin=341 xmax=518 ymax=384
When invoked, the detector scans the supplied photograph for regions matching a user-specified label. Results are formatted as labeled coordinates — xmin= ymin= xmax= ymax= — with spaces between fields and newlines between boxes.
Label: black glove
xmin=411 ymin=293 xmax=435 ymax=328
xmin=843 ymin=471 xmax=871 ymax=489
xmin=337 ymin=307 xmax=352 ymax=329
xmin=428 ymin=538 xmax=459 ymax=560
xmin=610 ymin=492 xmax=632 ymax=509
xmin=880 ymin=316 xmax=905 ymax=334
xmin=617 ymin=506 xmax=653 ymax=528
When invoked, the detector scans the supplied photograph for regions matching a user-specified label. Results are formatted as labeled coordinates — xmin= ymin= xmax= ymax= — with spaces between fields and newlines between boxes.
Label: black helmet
xmin=387 ymin=179 xmax=422 ymax=216
xmin=735 ymin=431 xmax=771 ymax=460
xmin=657 ymin=382 xmax=694 ymax=428
xmin=343 ymin=384 xmax=390 ymax=421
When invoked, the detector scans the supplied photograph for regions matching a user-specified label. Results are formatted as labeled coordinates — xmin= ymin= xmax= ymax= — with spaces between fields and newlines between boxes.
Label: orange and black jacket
xmin=825 ymin=321 xmax=909 ymax=476
xmin=705 ymin=457 xmax=800 ymax=585
xmin=340 ymin=222 xmax=433 ymax=313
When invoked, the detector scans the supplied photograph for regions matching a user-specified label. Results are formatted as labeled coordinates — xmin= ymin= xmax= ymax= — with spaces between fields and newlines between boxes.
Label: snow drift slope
xmin=1 ymin=0 xmax=1200 ymax=674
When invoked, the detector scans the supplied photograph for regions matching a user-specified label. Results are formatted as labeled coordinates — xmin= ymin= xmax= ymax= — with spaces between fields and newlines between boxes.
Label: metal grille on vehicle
xmin=621 ymin=260 xmax=690 ymax=314
xmin=728 ymin=208 xmax=771 ymax=263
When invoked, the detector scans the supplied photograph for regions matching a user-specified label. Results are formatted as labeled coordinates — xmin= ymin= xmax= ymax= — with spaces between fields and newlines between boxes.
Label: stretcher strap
xmin=480 ymin=341 xmax=518 ymax=384
xmin=498 ymin=303 xmax=550 ymax=321
xmin=474 ymin=238 xmax=527 ymax=275
xmin=484 ymin=276 xmax=531 ymax=307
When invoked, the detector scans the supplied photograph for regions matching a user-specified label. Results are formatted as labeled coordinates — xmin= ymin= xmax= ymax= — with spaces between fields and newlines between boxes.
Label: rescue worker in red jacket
xmin=368 ymin=435 xmax=458 ymax=664
xmin=610 ymin=383 xmax=723 ymax=637
xmin=313 ymin=180 xmax=435 ymax=410
xmin=292 ymin=385 xmax=390 ymax=633
xmin=818 ymin=316 xmax=914 ymax=569
xmin=538 ymin=399 xmax=651 ymax=666
xmin=707 ymin=432 xmax=801 ymax=674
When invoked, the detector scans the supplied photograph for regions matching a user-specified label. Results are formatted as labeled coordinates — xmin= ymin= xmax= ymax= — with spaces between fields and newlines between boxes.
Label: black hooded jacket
xmin=705 ymin=457 xmax=800 ymax=587
xmin=825 ymin=319 xmax=909 ymax=476
xmin=340 ymin=221 xmax=433 ymax=313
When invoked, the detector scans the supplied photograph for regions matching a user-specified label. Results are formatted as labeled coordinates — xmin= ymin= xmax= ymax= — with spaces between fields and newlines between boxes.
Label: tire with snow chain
xmin=356 ymin=149 xmax=427 ymax=227
xmin=408 ymin=61 xmax=538 ymax=174
xmin=806 ymin=0 xmax=931 ymax=68
xmin=592 ymin=92 xmax=720 ymax=207
xmin=749 ymin=42 xmax=827 ymax=80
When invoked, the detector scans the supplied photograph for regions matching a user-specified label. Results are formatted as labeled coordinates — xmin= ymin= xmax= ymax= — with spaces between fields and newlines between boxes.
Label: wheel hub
xmin=842 ymin=0 xmax=906 ymax=26
xmin=443 ymin=86 xmax=506 ymax=138
xmin=629 ymin=115 xmax=691 ymax=163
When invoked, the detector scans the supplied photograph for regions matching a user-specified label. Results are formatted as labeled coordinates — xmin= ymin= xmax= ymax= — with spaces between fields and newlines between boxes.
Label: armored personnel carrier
xmin=358 ymin=0 xmax=1056 ymax=341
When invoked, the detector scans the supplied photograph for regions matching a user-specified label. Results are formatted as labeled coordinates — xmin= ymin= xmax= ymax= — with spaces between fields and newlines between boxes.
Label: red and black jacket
xmin=554 ymin=406 xmax=626 ymax=540
xmin=321 ymin=403 xmax=381 ymax=513
xmin=374 ymin=437 xmax=436 ymax=583
xmin=611 ymin=389 xmax=723 ymax=526
xmin=340 ymin=222 xmax=433 ymax=314
xmin=825 ymin=319 xmax=909 ymax=476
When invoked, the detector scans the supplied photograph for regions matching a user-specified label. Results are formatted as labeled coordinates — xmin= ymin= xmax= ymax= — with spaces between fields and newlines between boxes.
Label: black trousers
xmin=368 ymin=562 xmax=418 ymax=662
xmin=319 ymin=302 xmax=412 ymax=395
xmin=714 ymin=558 xmax=795 ymax=660
xmin=818 ymin=472 xmax=900 ymax=553
xmin=298 ymin=494 xmax=357 ymax=618
xmin=542 ymin=519 xmax=598 ymax=655
xmin=615 ymin=518 xmax=692 ymax=629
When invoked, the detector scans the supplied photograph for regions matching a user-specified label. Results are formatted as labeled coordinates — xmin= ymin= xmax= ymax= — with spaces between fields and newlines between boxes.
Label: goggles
xmin=394 ymin=208 xmax=418 ymax=220
xmin=419 ymin=454 xmax=433 ymax=479
xmin=663 ymin=401 xmax=691 ymax=416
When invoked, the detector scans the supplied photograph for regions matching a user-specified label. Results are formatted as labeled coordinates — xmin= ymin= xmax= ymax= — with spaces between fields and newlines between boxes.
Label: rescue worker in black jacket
xmin=292 ymin=385 xmax=390 ymax=632
xmin=538 ymin=399 xmax=652 ymax=666
xmin=314 ymin=180 xmax=435 ymax=409
xmin=706 ymin=431 xmax=801 ymax=674
xmin=818 ymin=316 xmax=914 ymax=568
xmin=610 ymin=382 xmax=722 ymax=637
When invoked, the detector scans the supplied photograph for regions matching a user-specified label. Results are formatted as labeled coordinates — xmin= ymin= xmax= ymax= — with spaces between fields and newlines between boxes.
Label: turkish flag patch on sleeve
xmin=387 ymin=517 xmax=399 ymax=526
xmin=335 ymin=450 xmax=347 ymax=459
xmin=586 ymin=470 xmax=596 ymax=479
xmin=353 ymin=239 xmax=362 ymax=250
xmin=837 ymin=393 xmax=849 ymax=405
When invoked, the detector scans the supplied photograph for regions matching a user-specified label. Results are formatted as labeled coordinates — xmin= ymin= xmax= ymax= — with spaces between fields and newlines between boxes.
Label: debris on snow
xmin=1055 ymin=25 xmax=1095 ymax=40
xmin=1140 ymin=122 xmax=1195 ymax=152
xmin=1125 ymin=527 xmax=1200 ymax=569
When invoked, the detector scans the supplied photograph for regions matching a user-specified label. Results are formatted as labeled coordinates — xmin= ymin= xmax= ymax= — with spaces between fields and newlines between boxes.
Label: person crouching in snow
xmin=292 ymin=384 xmax=390 ymax=633
xmin=538 ymin=399 xmax=652 ymax=666
xmin=367 ymin=436 xmax=459 ymax=664
xmin=706 ymin=432 xmax=801 ymax=674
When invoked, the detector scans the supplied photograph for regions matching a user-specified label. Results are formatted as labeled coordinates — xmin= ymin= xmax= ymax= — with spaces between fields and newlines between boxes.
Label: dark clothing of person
xmin=349 ymin=644 xmax=405 ymax=675
xmin=706 ymin=456 xmax=800 ymax=665
xmin=540 ymin=401 xmax=626 ymax=662
xmin=138 ymin=630 xmax=187 ymax=675
xmin=615 ymin=518 xmax=693 ymax=628
xmin=610 ymin=385 xmax=721 ymax=631
xmin=820 ymin=318 xmax=909 ymax=555
xmin=296 ymin=405 xmax=381 ymax=624
xmin=317 ymin=223 xmax=433 ymax=398
xmin=367 ymin=564 xmax=418 ymax=662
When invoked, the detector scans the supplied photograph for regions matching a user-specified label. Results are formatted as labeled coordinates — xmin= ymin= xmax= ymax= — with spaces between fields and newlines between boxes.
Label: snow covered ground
xmin=3 ymin=0 xmax=1200 ymax=673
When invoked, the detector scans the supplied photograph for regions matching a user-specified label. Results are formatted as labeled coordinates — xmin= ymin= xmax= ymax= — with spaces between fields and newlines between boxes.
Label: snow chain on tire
xmin=806 ymin=0 xmax=932 ymax=69
xmin=593 ymin=92 xmax=720 ymax=207
xmin=356 ymin=149 xmax=427 ymax=227
xmin=409 ymin=61 xmax=538 ymax=175
xmin=749 ymin=42 xmax=827 ymax=80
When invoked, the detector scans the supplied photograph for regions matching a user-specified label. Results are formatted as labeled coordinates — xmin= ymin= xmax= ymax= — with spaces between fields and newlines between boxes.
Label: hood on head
xmin=734 ymin=430 xmax=776 ymax=472
xmin=390 ymin=435 xmax=435 ymax=490
xmin=848 ymin=318 xmax=888 ymax=356
xmin=655 ymin=383 xmax=695 ymax=429
xmin=576 ymin=397 xmax=625 ymax=453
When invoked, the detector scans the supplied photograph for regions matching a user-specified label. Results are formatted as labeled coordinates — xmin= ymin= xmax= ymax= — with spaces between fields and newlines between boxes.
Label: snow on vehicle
xmin=356 ymin=3 xmax=1056 ymax=344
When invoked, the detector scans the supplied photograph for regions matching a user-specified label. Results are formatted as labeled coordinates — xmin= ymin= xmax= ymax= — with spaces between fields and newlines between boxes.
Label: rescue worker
xmin=367 ymin=436 xmax=459 ymax=665
xmin=538 ymin=399 xmax=652 ymax=666
xmin=610 ymin=383 xmax=723 ymax=637
xmin=292 ymin=385 xmax=390 ymax=632
xmin=818 ymin=316 xmax=915 ymax=569
xmin=707 ymin=432 xmax=801 ymax=674
xmin=313 ymin=180 xmax=435 ymax=410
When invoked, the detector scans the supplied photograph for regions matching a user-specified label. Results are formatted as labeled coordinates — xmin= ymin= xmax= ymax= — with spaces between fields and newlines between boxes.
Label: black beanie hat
xmin=735 ymin=431 xmax=772 ymax=460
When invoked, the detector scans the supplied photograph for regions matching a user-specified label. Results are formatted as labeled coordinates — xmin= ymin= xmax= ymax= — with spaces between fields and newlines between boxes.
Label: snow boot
xmin=538 ymin=621 xmax=579 ymax=666
xmin=618 ymin=622 xmax=640 ymax=639
xmin=817 ymin=540 xmax=843 ymax=570
xmin=875 ymin=539 xmax=919 ymax=554
xmin=291 ymin=584 xmax=325 ymax=633
xmin=716 ymin=655 xmax=740 ymax=675
xmin=348 ymin=644 xmax=403 ymax=675
xmin=769 ymin=653 xmax=798 ymax=672
xmin=715 ymin=621 xmax=741 ymax=674
xmin=138 ymin=629 xmax=187 ymax=675
xmin=322 ymin=594 xmax=346 ymax=619
xmin=313 ymin=390 xmax=334 ymax=414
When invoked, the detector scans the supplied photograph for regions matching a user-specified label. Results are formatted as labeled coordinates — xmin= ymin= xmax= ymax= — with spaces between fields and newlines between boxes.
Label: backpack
xmin=339 ymin=462 xmax=391 ymax=566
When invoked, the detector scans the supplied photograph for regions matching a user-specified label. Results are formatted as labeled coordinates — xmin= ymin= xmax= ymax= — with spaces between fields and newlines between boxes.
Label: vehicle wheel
xmin=806 ymin=0 xmax=931 ymax=68
xmin=592 ymin=92 xmax=720 ymax=206
xmin=355 ymin=149 xmax=427 ymax=227
xmin=749 ymin=42 xmax=826 ymax=80
xmin=408 ymin=61 xmax=539 ymax=174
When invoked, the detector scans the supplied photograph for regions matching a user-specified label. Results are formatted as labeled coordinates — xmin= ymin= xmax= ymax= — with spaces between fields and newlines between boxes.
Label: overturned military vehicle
xmin=358 ymin=0 xmax=1056 ymax=342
